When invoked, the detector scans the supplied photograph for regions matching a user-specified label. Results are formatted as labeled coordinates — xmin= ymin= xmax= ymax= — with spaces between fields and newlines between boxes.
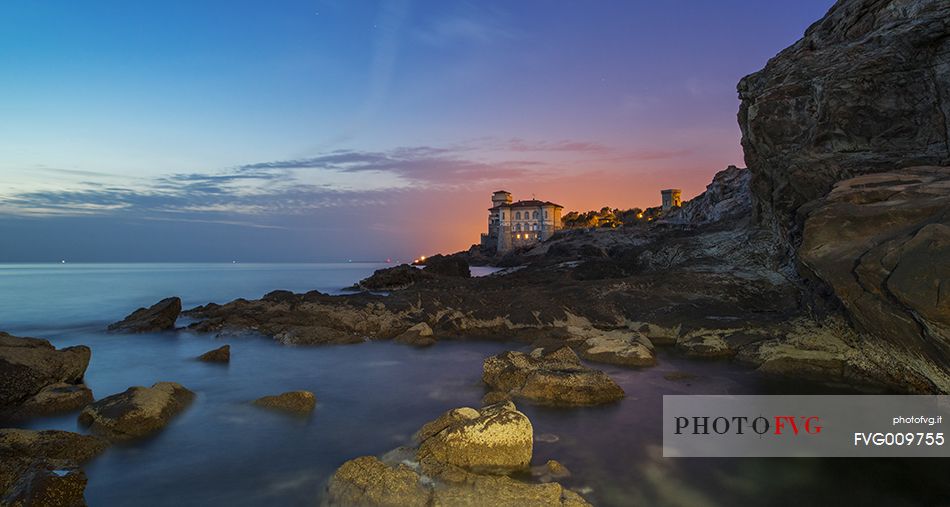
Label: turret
xmin=492 ymin=190 xmax=512 ymax=208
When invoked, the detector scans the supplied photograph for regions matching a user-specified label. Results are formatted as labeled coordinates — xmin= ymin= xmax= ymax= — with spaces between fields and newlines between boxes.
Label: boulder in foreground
xmin=0 ymin=429 xmax=108 ymax=506
xmin=108 ymin=297 xmax=182 ymax=333
xmin=325 ymin=401 xmax=589 ymax=506
xmin=253 ymin=390 xmax=316 ymax=414
xmin=0 ymin=332 xmax=92 ymax=420
xmin=483 ymin=347 xmax=624 ymax=405
xmin=78 ymin=382 xmax=194 ymax=440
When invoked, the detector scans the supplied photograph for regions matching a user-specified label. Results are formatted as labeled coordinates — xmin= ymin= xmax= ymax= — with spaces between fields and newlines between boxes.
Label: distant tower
xmin=492 ymin=190 xmax=512 ymax=208
xmin=661 ymin=189 xmax=682 ymax=211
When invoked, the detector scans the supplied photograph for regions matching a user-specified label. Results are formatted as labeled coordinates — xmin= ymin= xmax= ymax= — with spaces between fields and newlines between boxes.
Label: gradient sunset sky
xmin=0 ymin=0 xmax=833 ymax=262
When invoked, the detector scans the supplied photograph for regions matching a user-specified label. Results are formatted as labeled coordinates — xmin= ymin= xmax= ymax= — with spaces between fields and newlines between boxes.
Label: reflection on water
xmin=1 ymin=264 xmax=946 ymax=506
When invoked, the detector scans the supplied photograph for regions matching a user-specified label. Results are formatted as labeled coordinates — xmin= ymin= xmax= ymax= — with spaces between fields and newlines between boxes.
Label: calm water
xmin=0 ymin=263 xmax=945 ymax=506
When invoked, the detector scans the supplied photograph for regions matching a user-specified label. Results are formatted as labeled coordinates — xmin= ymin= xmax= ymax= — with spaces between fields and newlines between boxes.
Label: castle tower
xmin=491 ymin=190 xmax=512 ymax=208
xmin=661 ymin=189 xmax=682 ymax=211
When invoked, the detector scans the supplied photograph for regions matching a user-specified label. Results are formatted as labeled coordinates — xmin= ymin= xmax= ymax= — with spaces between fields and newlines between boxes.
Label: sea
xmin=0 ymin=263 xmax=945 ymax=506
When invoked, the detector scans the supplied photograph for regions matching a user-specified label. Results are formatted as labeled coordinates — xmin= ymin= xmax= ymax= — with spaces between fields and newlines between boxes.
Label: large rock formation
xmin=799 ymin=167 xmax=950 ymax=391
xmin=0 ymin=332 xmax=92 ymax=420
xmin=108 ymin=297 xmax=182 ymax=333
xmin=0 ymin=429 xmax=108 ymax=506
xmin=482 ymin=347 xmax=625 ymax=405
xmin=78 ymin=382 xmax=194 ymax=441
xmin=738 ymin=0 xmax=950 ymax=248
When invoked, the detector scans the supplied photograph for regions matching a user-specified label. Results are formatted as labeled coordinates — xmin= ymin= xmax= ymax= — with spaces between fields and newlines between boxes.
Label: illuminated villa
xmin=481 ymin=190 xmax=563 ymax=254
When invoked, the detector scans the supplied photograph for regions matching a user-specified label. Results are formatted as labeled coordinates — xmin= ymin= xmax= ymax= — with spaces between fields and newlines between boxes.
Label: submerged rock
xmin=0 ymin=332 xmax=92 ymax=420
xmin=108 ymin=297 xmax=182 ymax=333
xmin=78 ymin=382 xmax=194 ymax=440
xmin=253 ymin=390 xmax=315 ymax=414
xmin=0 ymin=429 xmax=108 ymax=507
xmin=393 ymin=323 xmax=436 ymax=347
xmin=324 ymin=401 xmax=589 ymax=506
xmin=482 ymin=348 xmax=624 ymax=405
xmin=197 ymin=344 xmax=230 ymax=363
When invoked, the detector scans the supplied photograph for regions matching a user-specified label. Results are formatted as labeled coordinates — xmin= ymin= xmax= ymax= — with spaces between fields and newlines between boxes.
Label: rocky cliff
xmin=739 ymin=0 xmax=950 ymax=391
xmin=738 ymin=0 xmax=950 ymax=247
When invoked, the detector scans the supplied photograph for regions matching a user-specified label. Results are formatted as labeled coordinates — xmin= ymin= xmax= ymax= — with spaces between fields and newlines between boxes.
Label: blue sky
xmin=0 ymin=0 xmax=833 ymax=261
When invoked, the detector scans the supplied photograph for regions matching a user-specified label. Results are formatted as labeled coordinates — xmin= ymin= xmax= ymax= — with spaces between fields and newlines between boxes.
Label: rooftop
xmin=492 ymin=199 xmax=563 ymax=209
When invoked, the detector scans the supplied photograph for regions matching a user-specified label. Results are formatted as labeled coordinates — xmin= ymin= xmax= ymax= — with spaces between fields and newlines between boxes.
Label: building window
xmin=515 ymin=211 xmax=521 ymax=220
xmin=532 ymin=211 xmax=539 ymax=219
xmin=544 ymin=211 xmax=548 ymax=218
xmin=501 ymin=211 xmax=505 ymax=219
xmin=516 ymin=234 xmax=521 ymax=239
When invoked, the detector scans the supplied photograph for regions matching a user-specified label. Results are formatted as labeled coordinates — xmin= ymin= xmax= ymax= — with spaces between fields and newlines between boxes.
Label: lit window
xmin=516 ymin=234 xmax=521 ymax=239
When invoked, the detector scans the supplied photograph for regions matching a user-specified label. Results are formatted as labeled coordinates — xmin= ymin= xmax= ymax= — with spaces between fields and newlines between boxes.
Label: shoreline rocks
xmin=108 ymin=297 xmax=182 ymax=333
xmin=78 ymin=382 xmax=194 ymax=441
xmin=253 ymin=390 xmax=316 ymax=414
xmin=0 ymin=332 xmax=92 ymax=420
xmin=482 ymin=348 xmax=624 ymax=406
xmin=0 ymin=429 xmax=108 ymax=506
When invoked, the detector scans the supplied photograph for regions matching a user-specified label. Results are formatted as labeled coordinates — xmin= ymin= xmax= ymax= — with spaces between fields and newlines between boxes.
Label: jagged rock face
xmin=197 ymin=344 xmax=230 ymax=363
xmin=661 ymin=165 xmax=752 ymax=225
xmin=0 ymin=332 xmax=91 ymax=419
xmin=799 ymin=167 xmax=950 ymax=391
xmin=738 ymin=0 xmax=950 ymax=245
xmin=108 ymin=296 xmax=182 ymax=333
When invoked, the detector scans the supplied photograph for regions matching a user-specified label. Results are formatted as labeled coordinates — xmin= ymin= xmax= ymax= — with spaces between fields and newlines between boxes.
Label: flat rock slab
xmin=253 ymin=390 xmax=315 ymax=414
xmin=416 ymin=401 xmax=533 ymax=472
xmin=108 ymin=297 xmax=182 ymax=333
xmin=483 ymin=347 xmax=624 ymax=406
xmin=78 ymin=382 xmax=194 ymax=441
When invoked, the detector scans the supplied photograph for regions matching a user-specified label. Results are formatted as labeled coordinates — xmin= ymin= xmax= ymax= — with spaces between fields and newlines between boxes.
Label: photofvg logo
xmin=662 ymin=395 xmax=950 ymax=458
xmin=674 ymin=414 xmax=822 ymax=436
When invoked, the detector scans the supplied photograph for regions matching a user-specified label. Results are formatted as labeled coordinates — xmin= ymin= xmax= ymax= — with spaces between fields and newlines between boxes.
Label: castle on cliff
xmin=480 ymin=191 xmax=563 ymax=254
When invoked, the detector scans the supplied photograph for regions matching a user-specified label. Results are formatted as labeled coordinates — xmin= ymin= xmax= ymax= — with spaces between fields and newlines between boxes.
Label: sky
xmin=0 ymin=0 xmax=834 ymax=262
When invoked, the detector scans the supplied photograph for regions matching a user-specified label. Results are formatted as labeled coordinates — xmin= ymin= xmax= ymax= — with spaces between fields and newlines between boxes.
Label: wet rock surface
xmin=197 ymin=344 xmax=230 ymax=363
xmin=0 ymin=429 xmax=108 ymax=507
xmin=0 ymin=332 xmax=92 ymax=420
xmin=324 ymin=402 xmax=589 ymax=506
xmin=108 ymin=296 xmax=182 ymax=333
xmin=253 ymin=390 xmax=316 ymax=414
xmin=78 ymin=382 xmax=194 ymax=441
xmin=483 ymin=347 xmax=624 ymax=405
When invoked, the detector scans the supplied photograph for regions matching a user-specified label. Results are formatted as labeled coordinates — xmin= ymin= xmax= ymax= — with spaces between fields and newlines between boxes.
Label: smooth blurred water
xmin=0 ymin=264 xmax=945 ymax=506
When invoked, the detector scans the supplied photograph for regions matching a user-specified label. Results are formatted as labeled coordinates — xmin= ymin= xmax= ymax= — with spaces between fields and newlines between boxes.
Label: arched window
xmin=515 ymin=223 xmax=521 ymax=231
xmin=532 ymin=211 xmax=539 ymax=219
xmin=515 ymin=211 xmax=521 ymax=220
xmin=544 ymin=211 xmax=548 ymax=219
